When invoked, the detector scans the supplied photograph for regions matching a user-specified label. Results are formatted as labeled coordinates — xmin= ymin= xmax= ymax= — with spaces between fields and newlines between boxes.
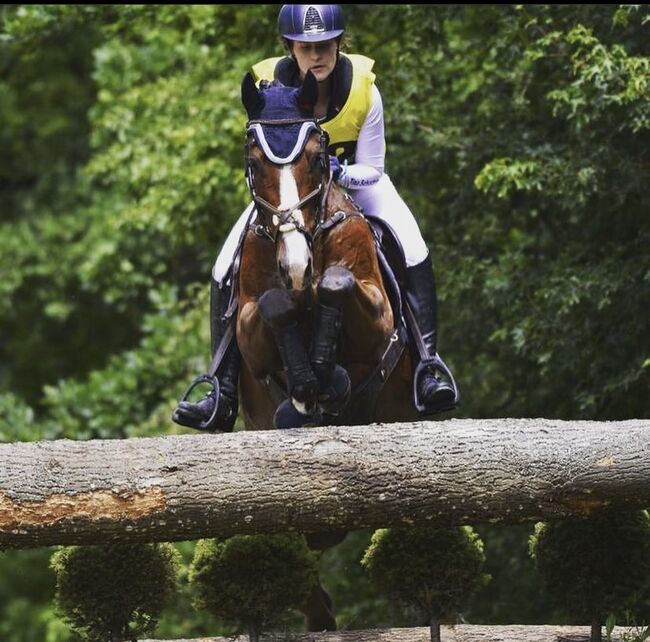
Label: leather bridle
xmin=244 ymin=117 xmax=333 ymax=246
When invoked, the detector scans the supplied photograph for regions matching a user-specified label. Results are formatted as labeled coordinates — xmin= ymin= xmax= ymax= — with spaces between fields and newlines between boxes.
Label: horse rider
xmin=173 ymin=4 xmax=456 ymax=431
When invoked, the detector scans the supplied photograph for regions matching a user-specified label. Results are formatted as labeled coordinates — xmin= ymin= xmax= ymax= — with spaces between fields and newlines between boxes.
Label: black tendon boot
xmin=310 ymin=266 xmax=354 ymax=414
xmin=173 ymin=278 xmax=240 ymax=432
xmin=256 ymin=288 xmax=322 ymax=429
xmin=404 ymin=255 xmax=457 ymax=414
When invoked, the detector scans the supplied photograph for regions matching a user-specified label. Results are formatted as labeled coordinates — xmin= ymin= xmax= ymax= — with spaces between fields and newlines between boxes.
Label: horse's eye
xmin=248 ymin=156 xmax=263 ymax=173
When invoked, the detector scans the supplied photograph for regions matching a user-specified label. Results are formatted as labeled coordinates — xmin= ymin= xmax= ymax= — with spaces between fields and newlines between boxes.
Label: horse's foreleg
xmin=314 ymin=261 xmax=392 ymax=365
xmin=312 ymin=266 xmax=355 ymax=381
xmin=342 ymin=276 xmax=393 ymax=358
xmin=256 ymin=288 xmax=321 ymax=425
xmin=238 ymin=300 xmax=279 ymax=380
xmin=351 ymin=277 xmax=391 ymax=323
xmin=311 ymin=266 xmax=355 ymax=413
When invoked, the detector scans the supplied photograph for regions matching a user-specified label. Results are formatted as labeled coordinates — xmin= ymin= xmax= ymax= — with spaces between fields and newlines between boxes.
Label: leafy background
xmin=0 ymin=4 xmax=648 ymax=639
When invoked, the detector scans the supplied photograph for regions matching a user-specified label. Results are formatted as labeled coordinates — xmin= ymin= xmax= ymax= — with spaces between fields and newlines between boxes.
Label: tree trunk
xmin=591 ymin=618 xmax=602 ymax=642
xmin=141 ymin=623 xmax=630 ymax=641
xmin=430 ymin=616 xmax=441 ymax=642
xmin=0 ymin=419 xmax=648 ymax=549
xmin=247 ymin=622 xmax=260 ymax=642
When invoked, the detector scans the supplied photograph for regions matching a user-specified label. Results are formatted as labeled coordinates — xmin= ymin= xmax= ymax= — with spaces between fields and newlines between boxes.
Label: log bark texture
xmin=0 ymin=419 xmax=648 ymax=549
xmin=142 ymin=624 xmax=629 ymax=641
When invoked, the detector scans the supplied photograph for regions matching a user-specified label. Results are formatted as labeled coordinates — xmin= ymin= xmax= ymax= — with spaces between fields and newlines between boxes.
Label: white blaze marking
xmin=279 ymin=165 xmax=310 ymax=289
xmin=292 ymin=399 xmax=310 ymax=415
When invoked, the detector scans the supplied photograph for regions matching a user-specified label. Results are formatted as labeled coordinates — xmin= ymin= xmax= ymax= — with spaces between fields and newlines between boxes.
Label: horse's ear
xmin=241 ymin=72 xmax=264 ymax=119
xmin=297 ymin=70 xmax=318 ymax=115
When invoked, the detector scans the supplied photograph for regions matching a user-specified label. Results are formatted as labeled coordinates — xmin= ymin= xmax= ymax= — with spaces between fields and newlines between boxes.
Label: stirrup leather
xmin=172 ymin=319 xmax=236 ymax=431
xmin=404 ymin=300 xmax=460 ymax=413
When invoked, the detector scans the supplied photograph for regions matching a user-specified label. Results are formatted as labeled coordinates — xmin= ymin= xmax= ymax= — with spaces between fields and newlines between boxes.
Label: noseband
xmin=244 ymin=118 xmax=333 ymax=246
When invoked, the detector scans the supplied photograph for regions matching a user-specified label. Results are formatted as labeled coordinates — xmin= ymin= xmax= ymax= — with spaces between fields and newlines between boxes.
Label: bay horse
xmin=238 ymin=71 xmax=418 ymax=432
xmin=235 ymin=70 xmax=420 ymax=631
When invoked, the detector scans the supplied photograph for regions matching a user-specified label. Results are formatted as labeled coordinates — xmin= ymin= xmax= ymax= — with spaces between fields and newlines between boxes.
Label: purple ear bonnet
xmin=248 ymin=83 xmax=319 ymax=163
xmin=254 ymin=82 xmax=301 ymax=120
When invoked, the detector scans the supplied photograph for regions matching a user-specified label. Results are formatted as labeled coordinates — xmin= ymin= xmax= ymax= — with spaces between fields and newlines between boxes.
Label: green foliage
xmin=50 ymin=542 xmax=180 ymax=641
xmin=319 ymin=530 xmax=413 ymax=630
xmin=357 ymin=4 xmax=650 ymax=420
xmin=361 ymin=526 xmax=489 ymax=622
xmin=0 ymin=5 xmax=276 ymax=406
xmin=0 ymin=548 xmax=78 ymax=642
xmin=152 ymin=541 xmax=223 ymax=639
xmin=529 ymin=511 xmax=650 ymax=624
xmin=39 ymin=284 xmax=209 ymax=440
xmin=606 ymin=611 xmax=650 ymax=642
xmin=0 ymin=6 xmax=101 ymax=221
xmin=605 ymin=611 xmax=650 ymax=642
xmin=0 ymin=392 xmax=41 ymax=441
xmin=466 ymin=524 xmax=566 ymax=624
xmin=189 ymin=534 xmax=319 ymax=637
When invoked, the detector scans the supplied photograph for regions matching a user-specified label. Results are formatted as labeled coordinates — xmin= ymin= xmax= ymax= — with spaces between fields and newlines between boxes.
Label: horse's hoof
xmin=274 ymin=399 xmax=323 ymax=429
xmin=318 ymin=365 xmax=351 ymax=415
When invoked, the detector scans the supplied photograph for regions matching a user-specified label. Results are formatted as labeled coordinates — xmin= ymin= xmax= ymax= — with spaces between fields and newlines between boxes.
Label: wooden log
xmin=0 ymin=419 xmax=648 ymax=549
xmin=141 ymin=624 xmax=632 ymax=641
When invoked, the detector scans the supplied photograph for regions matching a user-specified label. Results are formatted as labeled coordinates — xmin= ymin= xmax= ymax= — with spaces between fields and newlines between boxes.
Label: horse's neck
xmin=327 ymin=183 xmax=357 ymax=216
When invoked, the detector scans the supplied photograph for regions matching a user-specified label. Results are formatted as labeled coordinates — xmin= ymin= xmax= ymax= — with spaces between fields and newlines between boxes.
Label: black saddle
xmin=364 ymin=213 xmax=407 ymax=326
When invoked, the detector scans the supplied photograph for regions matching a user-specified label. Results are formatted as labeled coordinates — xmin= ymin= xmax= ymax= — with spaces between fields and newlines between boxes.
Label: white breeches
xmin=212 ymin=174 xmax=429 ymax=285
xmin=212 ymin=202 xmax=256 ymax=286
xmin=348 ymin=173 xmax=429 ymax=267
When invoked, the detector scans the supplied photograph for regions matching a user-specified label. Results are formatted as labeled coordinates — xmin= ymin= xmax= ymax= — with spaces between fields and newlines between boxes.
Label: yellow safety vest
xmin=251 ymin=53 xmax=376 ymax=161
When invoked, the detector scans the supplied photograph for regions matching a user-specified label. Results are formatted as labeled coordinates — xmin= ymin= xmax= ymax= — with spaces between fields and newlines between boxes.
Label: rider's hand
xmin=329 ymin=155 xmax=342 ymax=181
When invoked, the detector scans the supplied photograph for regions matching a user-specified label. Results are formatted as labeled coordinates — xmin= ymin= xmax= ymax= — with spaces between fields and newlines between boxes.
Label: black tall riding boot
xmin=404 ymin=255 xmax=457 ymax=414
xmin=173 ymin=278 xmax=240 ymax=432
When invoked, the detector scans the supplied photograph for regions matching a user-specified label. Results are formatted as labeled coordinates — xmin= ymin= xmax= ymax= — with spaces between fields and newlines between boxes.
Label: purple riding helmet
xmin=278 ymin=4 xmax=345 ymax=42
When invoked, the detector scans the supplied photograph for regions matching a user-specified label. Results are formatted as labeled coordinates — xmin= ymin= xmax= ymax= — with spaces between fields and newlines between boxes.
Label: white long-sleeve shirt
xmin=337 ymin=84 xmax=385 ymax=190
